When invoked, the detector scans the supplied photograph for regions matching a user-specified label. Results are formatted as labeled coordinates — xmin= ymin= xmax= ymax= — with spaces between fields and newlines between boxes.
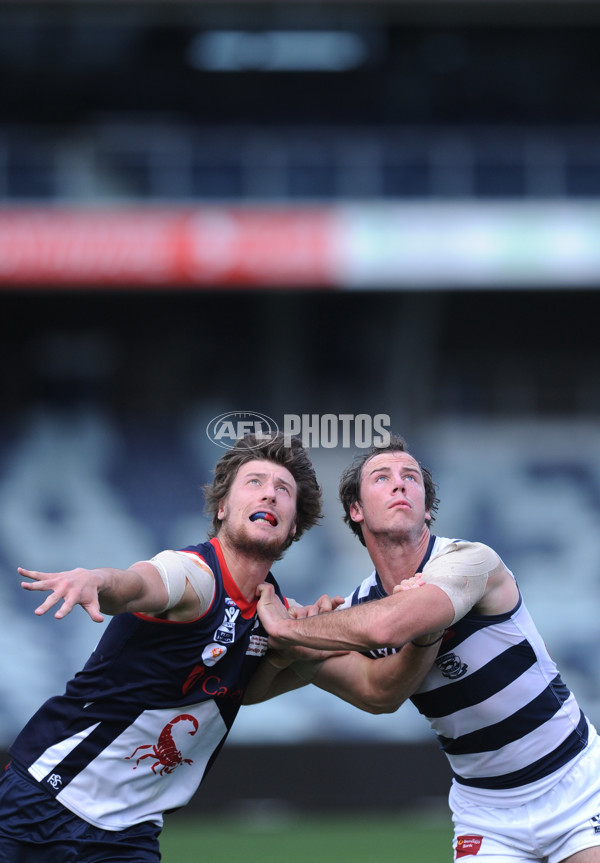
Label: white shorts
xmin=450 ymin=735 xmax=600 ymax=862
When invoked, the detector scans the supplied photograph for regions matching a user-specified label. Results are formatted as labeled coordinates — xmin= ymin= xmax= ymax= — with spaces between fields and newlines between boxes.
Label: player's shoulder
xmin=178 ymin=539 xmax=219 ymax=570
xmin=432 ymin=536 xmax=498 ymax=561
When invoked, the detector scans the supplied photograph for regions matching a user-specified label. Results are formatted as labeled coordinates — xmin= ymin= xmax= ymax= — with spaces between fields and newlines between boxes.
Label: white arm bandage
xmin=421 ymin=541 xmax=502 ymax=624
xmin=149 ymin=550 xmax=216 ymax=614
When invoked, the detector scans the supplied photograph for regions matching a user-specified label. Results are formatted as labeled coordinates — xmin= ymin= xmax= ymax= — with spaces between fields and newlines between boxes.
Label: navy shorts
xmin=0 ymin=764 xmax=162 ymax=862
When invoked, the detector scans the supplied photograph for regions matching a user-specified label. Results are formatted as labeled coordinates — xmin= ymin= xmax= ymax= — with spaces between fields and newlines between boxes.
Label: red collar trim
xmin=210 ymin=537 xmax=257 ymax=618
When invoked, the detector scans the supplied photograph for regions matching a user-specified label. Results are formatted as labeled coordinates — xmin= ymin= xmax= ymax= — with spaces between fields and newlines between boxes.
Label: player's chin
xmin=253 ymin=529 xmax=285 ymax=551
xmin=251 ymin=528 xmax=294 ymax=559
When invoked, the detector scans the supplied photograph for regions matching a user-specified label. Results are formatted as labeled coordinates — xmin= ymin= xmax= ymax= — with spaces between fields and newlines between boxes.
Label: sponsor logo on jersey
xmin=247 ymin=634 xmax=269 ymax=656
xmin=182 ymin=664 xmax=205 ymax=694
xmin=591 ymin=813 xmax=600 ymax=834
xmin=202 ymin=643 xmax=228 ymax=666
xmin=181 ymin=663 xmax=243 ymax=705
xmin=456 ymin=835 xmax=483 ymax=857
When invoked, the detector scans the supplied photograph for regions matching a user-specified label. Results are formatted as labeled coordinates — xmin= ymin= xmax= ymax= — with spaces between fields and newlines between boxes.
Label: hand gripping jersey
xmin=9 ymin=538 xmax=282 ymax=830
xmin=342 ymin=535 xmax=592 ymax=798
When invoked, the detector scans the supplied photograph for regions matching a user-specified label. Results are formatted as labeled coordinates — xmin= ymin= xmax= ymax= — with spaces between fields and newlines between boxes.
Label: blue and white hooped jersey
xmin=9 ymin=538 xmax=282 ymax=830
xmin=342 ymin=534 xmax=591 ymax=797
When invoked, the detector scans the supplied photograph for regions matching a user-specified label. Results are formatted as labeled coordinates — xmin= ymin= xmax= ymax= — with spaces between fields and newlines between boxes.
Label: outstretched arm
xmin=18 ymin=562 xmax=170 ymax=622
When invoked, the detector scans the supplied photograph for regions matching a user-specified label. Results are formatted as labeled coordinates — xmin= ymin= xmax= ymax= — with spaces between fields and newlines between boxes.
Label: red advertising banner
xmin=0 ymin=207 xmax=338 ymax=289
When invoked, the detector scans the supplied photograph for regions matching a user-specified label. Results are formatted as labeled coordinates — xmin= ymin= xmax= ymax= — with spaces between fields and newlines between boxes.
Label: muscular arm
xmin=243 ymin=649 xmax=329 ymax=704
xmin=313 ymin=640 xmax=441 ymax=714
xmin=244 ymin=638 xmax=442 ymax=714
xmin=257 ymin=581 xmax=454 ymax=652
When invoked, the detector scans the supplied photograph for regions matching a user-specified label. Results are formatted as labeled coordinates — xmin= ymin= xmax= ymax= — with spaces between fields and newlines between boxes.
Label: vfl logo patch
xmin=214 ymin=598 xmax=240 ymax=644
xmin=456 ymin=835 xmax=483 ymax=858
xmin=436 ymin=652 xmax=468 ymax=679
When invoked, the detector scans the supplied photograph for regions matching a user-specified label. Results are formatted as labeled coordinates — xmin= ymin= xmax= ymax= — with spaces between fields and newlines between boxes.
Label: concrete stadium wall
xmin=1 ymin=743 xmax=451 ymax=815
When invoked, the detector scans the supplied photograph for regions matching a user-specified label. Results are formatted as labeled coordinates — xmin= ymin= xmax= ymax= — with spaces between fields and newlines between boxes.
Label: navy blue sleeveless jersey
xmin=8 ymin=538 xmax=283 ymax=830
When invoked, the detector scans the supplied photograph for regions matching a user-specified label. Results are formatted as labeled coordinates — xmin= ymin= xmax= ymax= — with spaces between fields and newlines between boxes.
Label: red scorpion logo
xmin=126 ymin=714 xmax=199 ymax=775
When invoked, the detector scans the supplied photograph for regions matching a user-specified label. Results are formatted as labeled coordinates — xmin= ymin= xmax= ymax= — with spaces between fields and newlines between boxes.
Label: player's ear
xmin=350 ymin=500 xmax=364 ymax=523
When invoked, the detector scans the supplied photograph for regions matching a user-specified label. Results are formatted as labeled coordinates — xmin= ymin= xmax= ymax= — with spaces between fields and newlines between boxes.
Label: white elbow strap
xmin=421 ymin=542 xmax=501 ymax=624
xmin=149 ymin=550 xmax=216 ymax=613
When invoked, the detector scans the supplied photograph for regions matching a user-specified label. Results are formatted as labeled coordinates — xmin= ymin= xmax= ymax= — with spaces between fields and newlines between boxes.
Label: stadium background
xmin=1 ymin=0 xmax=600 ymax=817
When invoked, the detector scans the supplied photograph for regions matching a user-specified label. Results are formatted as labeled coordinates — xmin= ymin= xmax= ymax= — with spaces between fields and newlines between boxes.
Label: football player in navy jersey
xmin=257 ymin=434 xmax=600 ymax=863
xmin=0 ymin=433 xmax=440 ymax=863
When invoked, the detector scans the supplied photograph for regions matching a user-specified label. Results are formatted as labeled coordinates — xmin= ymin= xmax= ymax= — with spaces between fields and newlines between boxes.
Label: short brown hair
xmin=204 ymin=433 xmax=322 ymax=551
xmin=339 ymin=434 xmax=439 ymax=546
